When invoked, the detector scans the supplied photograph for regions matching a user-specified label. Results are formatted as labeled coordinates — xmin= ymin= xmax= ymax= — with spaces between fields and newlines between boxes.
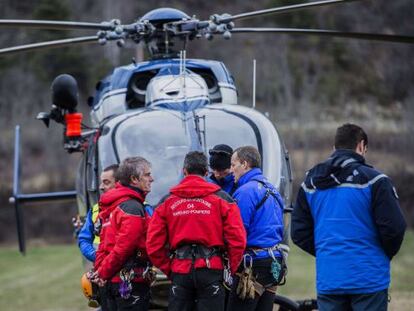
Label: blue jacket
xmin=78 ymin=208 xmax=97 ymax=262
xmin=291 ymin=149 xmax=406 ymax=294
xmin=233 ymin=168 xmax=284 ymax=259
xmin=207 ymin=173 xmax=236 ymax=195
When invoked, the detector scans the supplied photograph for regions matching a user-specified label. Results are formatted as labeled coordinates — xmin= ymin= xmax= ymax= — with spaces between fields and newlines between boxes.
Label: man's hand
xmin=88 ymin=270 xmax=107 ymax=287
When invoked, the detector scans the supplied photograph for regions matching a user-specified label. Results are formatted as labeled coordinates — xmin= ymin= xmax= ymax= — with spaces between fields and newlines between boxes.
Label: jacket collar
xmin=209 ymin=172 xmax=234 ymax=186
xmin=100 ymin=182 xmax=145 ymax=208
xmin=124 ymin=183 xmax=147 ymax=198
xmin=237 ymin=167 xmax=263 ymax=187
xmin=328 ymin=149 xmax=366 ymax=167
xmin=305 ymin=149 xmax=368 ymax=190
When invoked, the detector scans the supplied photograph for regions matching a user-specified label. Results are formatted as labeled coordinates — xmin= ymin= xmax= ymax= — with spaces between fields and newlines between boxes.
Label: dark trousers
xmin=317 ymin=289 xmax=388 ymax=311
xmin=168 ymin=268 xmax=225 ymax=311
xmin=226 ymin=258 xmax=277 ymax=311
xmin=97 ymin=284 xmax=110 ymax=311
xmin=105 ymin=282 xmax=150 ymax=311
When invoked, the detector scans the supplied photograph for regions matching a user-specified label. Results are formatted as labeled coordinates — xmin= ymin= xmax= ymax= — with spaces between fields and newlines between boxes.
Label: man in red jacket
xmin=147 ymin=151 xmax=246 ymax=311
xmin=91 ymin=156 xmax=154 ymax=311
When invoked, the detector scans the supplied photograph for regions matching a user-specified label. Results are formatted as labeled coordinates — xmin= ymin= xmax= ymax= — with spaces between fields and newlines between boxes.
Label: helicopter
xmin=3 ymin=0 xmax=414 ymax=310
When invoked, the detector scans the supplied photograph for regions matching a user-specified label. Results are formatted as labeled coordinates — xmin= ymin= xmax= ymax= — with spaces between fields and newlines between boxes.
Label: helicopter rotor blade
xmin=230 ymin=28 xmax=414 ymax=44
xmin=212 ymin=0 xmax=361 ymax=24
xmin=0 ymin=36 xmax=99 ymax=56
xmin=0 ymin=19 xmax=115 ymax=31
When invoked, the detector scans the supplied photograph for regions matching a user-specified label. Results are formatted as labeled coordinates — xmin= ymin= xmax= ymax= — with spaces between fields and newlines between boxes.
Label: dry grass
xmin=0 ymin=231 xmax=412 ymax=310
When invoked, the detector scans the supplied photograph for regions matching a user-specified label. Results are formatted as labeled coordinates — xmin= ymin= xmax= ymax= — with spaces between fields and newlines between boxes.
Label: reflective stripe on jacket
xmin=91 ymin=204 xmax=100 ymax=245
xmin=291 ymin=149 xmax=406 ymax=294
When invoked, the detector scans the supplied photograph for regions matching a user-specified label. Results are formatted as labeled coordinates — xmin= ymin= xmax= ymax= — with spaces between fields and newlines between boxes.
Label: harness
xmin=236 ymin=179 xmax=288 ymax=298
xmin=172 ymin=244 xmax=222 ymax=268
xmin=118 ymin=251 xmax=154 ymax=299
xmin=253 ymin=179 xmax=283 ymax=211
xmin=248 ymin=179 xmax=285 ymax=258
xmin=172 ymin=244 xmax=223 ymax=289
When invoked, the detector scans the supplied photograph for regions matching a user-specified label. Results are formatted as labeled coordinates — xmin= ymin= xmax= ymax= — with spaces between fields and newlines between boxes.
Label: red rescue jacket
xmin=146 ymin=175 xmax=246 ymax=276
xmin=95 ymin=183 xmax=149 ymax=283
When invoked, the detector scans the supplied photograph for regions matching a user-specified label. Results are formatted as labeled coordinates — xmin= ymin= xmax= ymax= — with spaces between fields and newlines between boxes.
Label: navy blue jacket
xmin=207 ymin=173 xmax=236 ymax=195
xmin=233 ymin=168 xmax=284 ymax=259
xmin=291 ymin=149 xmax=406 ymax=294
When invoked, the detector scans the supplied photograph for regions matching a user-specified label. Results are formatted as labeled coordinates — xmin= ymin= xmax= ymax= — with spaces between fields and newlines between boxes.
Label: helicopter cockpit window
xmin=202 ymin=110 xmax=259 ymax=153
xmin=101 ymin=107 xmax=261 ymax=205
xmin=91 ymin=90 xmax=127 ymax=126
xmin=111 ymin=110 xmax=191 ymax=205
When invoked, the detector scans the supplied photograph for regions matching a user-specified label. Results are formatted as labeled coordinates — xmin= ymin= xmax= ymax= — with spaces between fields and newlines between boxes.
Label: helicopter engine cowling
xmin=145 ymin=67 xmax=210 ymax=111
xmin=90 ymin=59 xmax=238 ymax=126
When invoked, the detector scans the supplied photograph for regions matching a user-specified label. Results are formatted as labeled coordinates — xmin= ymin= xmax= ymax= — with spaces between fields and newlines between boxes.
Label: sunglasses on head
xmin=209 ymin=149 xmax=232 ymax=156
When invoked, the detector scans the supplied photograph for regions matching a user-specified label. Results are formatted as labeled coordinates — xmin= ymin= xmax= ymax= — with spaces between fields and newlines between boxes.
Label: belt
xmin=173 ymin=244 xmax=222 ymax=260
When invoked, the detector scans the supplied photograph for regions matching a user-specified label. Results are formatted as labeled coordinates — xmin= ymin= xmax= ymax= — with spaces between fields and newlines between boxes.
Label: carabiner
xmin=243 ymin=253 xmax=253 ymax=269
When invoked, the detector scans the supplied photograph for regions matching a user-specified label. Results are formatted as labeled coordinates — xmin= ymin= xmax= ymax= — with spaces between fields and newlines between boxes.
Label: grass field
xmin=0 ymin=231 xmax=413 ymax=311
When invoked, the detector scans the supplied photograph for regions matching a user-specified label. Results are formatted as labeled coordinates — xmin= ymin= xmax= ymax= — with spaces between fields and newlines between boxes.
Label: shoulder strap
xmin=252 ymin=179 xmax=278 ymax=211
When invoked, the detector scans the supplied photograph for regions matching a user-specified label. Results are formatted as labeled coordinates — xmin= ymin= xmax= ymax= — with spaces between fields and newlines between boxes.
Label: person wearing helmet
xmin=146 ymin=151 xmax=246 ymax=311
xmin=90 ymin=157 xmax=154 ymax=311
xmin=78 ymin=164 xmax=118 ymax=310
xmin=208 ymin=144 xmax=236 ymax=195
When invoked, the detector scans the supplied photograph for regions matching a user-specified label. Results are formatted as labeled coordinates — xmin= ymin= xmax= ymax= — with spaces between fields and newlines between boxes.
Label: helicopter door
xmin=76 ymin=134 xmax=99 ymax=216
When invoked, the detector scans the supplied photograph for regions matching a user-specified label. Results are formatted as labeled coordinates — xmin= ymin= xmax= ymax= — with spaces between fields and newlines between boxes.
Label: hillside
xmin=0 ymin=0 xmax=413 ymax=243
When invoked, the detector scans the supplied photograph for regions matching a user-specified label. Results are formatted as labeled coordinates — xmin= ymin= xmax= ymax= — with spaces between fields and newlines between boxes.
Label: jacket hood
xmin=99 ymin=182 xmax=145 ymax=211
xmin=305 ymin=149 xmax=368 ymax=190
xmin=170 ymin=175 xmax=220 ymax=198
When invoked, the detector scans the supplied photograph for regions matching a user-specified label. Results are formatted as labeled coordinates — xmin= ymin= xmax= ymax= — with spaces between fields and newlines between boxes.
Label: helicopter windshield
xmin=101 ymin=108 xmax=259 ymax=205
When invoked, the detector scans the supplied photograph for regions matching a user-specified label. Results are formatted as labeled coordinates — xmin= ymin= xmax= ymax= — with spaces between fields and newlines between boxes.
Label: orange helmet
xmin=81 ymin=273 xmax=93 ymax=299
xmin=80 ymin=273 xmax=100 ymax=308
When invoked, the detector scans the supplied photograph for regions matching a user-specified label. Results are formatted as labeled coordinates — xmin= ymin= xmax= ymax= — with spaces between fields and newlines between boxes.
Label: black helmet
xmin=209 ymin=144 xmax=233 ymax=171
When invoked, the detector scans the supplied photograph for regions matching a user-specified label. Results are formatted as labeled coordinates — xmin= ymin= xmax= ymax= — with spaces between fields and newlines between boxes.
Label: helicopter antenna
xmin=252 ymin=59 xmax=257 ymax=109
xmin=183 ymin=50 xmax=187 ymax=98
xmin=179 ymin=50 xmax=187 ymax=99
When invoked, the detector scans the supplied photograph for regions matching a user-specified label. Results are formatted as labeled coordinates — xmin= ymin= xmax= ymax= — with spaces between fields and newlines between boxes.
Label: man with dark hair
xmin=208 ymin=144 xmax=236 ymax=194
xmin=78 ymin=164 xmax=119 ymax=309
xmin=227 ymin=146 xmax=285 ymax=311
xmin=291 ymin=123 xmax=406 ymax=311
xmin=147 ymin=151 xmax=246 ymax=311
xmin=334 ymin=123 xmax=368 ymax=150
xmin=91 ymin=156 xmax=154 ymax=311
xmin=78 ymin=164 xmax=119 ymax=264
